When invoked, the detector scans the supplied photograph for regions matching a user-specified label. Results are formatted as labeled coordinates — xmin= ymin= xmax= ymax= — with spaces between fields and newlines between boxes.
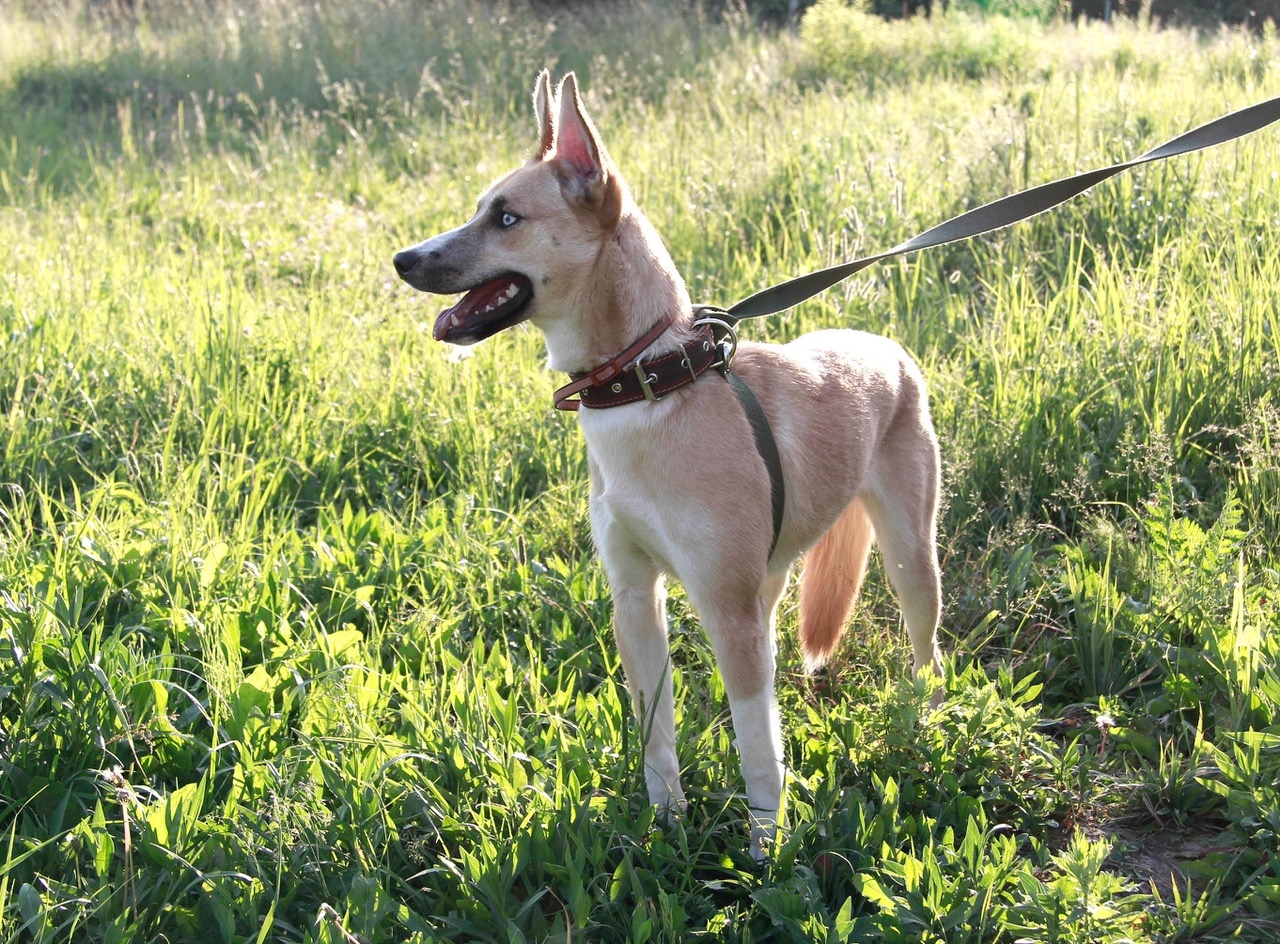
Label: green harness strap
xmin=724 ymin=369 xmax=785 ymax=561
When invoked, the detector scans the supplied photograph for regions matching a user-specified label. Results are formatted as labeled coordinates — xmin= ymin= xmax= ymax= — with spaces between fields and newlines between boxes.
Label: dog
xmin=393 ymin=71 xmax=944 ymax=858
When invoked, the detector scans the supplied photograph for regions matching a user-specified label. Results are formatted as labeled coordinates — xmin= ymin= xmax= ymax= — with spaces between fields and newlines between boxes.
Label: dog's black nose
xmin=393 ymin=249 xmax=418 ymax=278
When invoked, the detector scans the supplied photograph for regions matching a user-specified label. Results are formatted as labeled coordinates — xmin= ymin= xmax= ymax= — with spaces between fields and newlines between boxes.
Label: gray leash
xmin=719 ymin=96 xmax=1280 ymax=323
xmin=698 ymin=95 xmax=1280 ymax=561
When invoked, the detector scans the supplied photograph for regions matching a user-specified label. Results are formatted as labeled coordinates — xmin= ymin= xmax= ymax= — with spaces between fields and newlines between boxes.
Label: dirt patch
xmin=1093 ymin=824 xmax=1240 ymax=900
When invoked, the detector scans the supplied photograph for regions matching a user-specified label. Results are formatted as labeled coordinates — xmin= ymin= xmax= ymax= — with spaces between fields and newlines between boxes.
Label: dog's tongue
xmin=432 ymin=278 xmax=520 ymax=341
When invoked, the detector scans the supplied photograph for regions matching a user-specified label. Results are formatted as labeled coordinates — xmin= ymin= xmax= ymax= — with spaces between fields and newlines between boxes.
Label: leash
xmin=717 ymin=95 xmax=1280 ymax=323
xmin=554 ymin=96 xmax=1280 ymax=564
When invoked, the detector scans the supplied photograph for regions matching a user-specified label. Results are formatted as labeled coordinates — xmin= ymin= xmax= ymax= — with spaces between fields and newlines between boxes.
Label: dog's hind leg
xmin=690 ymin=585 xmax=783 ymax=860
xmin=863 ymin=408 xmax=944 ymax=704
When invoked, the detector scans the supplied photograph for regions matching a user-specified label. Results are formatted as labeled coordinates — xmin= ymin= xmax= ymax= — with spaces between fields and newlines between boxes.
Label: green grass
xmin=2 ymin=0 xmax=1279 ymax=940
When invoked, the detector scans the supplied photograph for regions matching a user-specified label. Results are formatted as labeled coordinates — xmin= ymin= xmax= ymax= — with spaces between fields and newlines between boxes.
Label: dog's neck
xmin=539 ymin=206 xmax=694 ymax=376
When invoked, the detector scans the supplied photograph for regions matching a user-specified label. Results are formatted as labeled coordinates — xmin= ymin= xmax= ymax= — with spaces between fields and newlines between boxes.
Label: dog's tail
xmin=798 ymin=497 xmax=874 ymax=672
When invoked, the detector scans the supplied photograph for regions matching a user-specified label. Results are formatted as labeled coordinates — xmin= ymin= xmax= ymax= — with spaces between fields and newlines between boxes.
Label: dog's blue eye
xmin=500 ymin=212 xmax=519 ymax=228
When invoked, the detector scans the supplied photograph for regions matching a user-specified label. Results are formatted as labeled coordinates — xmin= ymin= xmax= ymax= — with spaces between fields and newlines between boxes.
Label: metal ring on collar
xmin=691 ymin=315 xmax=738 ymax=369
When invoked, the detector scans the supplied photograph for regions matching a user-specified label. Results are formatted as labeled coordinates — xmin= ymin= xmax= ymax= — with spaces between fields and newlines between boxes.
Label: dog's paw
xmin=652 ymin=792 xmax=688 ymax=825
xmin=747 ymin=807 xmax=778 ymax=863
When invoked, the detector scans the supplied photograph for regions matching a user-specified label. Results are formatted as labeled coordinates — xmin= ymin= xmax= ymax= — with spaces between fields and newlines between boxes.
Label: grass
xmin=1 ymin=0 xmax=1279 ymax=940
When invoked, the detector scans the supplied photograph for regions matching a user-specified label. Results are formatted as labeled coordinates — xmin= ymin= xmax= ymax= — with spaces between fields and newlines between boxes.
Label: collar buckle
xmin=634 ymin=361 xmax=663 ymax=402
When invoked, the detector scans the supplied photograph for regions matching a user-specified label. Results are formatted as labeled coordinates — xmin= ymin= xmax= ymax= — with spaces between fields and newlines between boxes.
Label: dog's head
xmin=393 ymin=71 xmax=624 ymax=345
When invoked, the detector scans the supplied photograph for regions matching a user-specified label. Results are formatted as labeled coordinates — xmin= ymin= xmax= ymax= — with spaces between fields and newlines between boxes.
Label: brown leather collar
xmin=553 ymin=319 xmax=721 ymax=411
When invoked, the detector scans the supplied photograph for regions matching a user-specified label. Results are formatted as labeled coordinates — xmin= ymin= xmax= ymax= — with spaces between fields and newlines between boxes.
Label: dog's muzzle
xmin=394 ymin=245 xmax=535 ymax=345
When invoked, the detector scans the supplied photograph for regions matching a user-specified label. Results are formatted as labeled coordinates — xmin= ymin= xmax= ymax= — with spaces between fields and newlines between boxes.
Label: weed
xmin=2 ymin=0 xmax=1279 ymax=941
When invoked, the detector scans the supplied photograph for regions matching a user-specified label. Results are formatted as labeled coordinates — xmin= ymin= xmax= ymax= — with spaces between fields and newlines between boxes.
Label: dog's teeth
xmin=450 ymin=312 xmax=460 ymax=327
xmin=504 ymin=284 xmax=519 ymax=299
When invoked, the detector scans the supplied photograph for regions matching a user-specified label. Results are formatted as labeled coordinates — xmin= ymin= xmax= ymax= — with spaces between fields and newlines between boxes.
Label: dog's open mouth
xmin=432 ymin=273 xmax=534 ymax=345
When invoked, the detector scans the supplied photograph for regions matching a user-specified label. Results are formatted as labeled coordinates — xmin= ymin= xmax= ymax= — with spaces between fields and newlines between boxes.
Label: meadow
xmin=1 ymin=0 xmax=1279 ymax=940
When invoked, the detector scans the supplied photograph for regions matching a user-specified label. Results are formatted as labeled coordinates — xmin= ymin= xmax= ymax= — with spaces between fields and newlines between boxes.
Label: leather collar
xmin=553 ymin=319 xmax=721 ymax=411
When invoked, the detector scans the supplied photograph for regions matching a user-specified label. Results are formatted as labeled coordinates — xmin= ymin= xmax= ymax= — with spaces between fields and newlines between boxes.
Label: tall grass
xmin=1 ymin=1 xmax=1279 ymax=941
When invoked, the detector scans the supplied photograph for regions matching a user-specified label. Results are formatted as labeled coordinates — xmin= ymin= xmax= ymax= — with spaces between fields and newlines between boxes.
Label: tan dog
xmin=394 ymin=71 xmax=944 ymax=858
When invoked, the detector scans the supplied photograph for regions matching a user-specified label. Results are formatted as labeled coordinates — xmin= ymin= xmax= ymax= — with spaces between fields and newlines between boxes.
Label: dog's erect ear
xmin=533 ymin=69 xmax=555 ymax=157
xmin=550 ymin=73 xmax=614 ymax=212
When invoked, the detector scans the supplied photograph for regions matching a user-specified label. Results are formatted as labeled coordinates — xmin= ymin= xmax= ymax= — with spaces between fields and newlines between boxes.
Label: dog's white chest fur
xmin=580 ymin=400 xmax=689 ymax=572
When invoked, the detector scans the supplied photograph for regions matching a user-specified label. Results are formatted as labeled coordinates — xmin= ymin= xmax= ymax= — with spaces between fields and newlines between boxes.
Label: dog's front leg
xmin=593 ymin=513 xmax=685 ymax=816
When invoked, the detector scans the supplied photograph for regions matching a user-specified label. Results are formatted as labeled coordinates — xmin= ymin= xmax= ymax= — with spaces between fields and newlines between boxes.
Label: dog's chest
xmin=580 ymin=406 xmax=667 ymax=502
xmin=578 ymin=404 xmax=688 ymax=549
